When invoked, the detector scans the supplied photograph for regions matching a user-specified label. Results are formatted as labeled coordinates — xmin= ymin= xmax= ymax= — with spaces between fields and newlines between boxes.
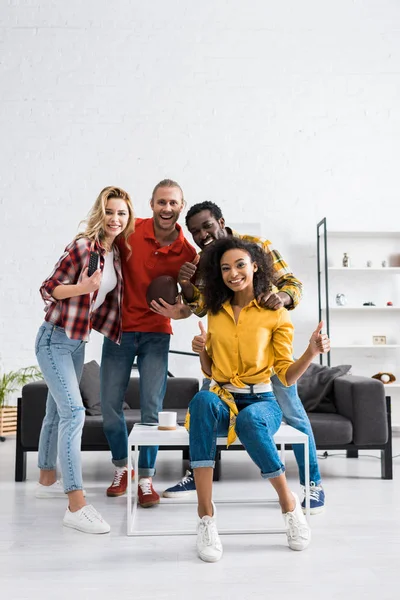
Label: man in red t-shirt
xmin=100 ymin=179 xmax=197 ymax=506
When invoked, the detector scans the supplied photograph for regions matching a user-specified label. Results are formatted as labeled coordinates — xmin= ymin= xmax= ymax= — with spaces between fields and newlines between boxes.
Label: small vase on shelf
xmin=342 ymin=253 xmax=350 ymax=267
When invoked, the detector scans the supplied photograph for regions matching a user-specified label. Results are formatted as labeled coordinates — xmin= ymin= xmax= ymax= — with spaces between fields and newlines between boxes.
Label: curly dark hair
xmin=200 ymin=238 xmax=274 ymax=314
xmin=185 ymin=201 xmax=223 ymax=229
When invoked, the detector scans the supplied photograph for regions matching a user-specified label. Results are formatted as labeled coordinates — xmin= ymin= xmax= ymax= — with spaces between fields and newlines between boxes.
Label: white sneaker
xmin=196 ymin=502 xmax=223 ymax=562
xmin=283 ymin=492 xmax=311 ymax=551
xmin=63 ymin=504 xmax=110 ymax=534
xmin=35 ymin=480 xmax=86 ymax=499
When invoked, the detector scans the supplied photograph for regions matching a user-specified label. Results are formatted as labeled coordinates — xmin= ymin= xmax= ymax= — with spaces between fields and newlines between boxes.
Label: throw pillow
xmin=297 ymin=362 xmax=351 ymax=413
xmin=79 ymin=360 xmax=130 ymax=416
xmin=79 ymin=360 xmax=102 ymax=416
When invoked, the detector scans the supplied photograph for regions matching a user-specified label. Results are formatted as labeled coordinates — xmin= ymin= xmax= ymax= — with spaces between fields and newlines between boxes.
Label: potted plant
xmin=0 ymin=366 xmax=42 ymax=441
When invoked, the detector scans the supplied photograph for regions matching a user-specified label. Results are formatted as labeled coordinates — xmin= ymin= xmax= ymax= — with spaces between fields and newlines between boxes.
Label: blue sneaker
xmin=301 ymin=483 xmax=325 ymax=514
xmin=163 ymin=470 xmax=196 ymax=498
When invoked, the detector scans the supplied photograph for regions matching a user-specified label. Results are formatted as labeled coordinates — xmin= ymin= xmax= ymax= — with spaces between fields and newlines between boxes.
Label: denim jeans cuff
xmin=64 ymin=485 xmax=84 ymax=493
xmin=38 ymin=465 xmax=57 ymax=470
xmin=138 ymin=468 xmax=156 ymax=478
xmin=260 ymin=465 xmax=285 ymax=480
xmin=112 ymin=458 xmax=128 ymax=468
xmin=301 ymin=479 xmax=322 ymax=487
xmin=190 ymin=460 xmax=215 ymax=469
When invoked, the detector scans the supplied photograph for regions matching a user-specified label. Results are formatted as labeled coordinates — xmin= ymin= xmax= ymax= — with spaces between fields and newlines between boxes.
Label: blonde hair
xmin=76 ymin=186 xmax=135 ymax=256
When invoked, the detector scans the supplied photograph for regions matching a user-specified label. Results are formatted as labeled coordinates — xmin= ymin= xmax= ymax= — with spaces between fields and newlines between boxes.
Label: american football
xmin=146 ymin=275 xmax=178 ymax=306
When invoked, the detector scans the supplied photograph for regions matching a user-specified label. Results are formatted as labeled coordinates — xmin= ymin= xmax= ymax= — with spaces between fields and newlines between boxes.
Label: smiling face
xmin=187 ymin=209 xmax=227 ymax=250
xmin=103 ymin=198 xmax=130 ymax=244
xmin=220 ymin=248 xmax=257 ymax=294
xmin=151 ymin=185 xmax=184 ymax=232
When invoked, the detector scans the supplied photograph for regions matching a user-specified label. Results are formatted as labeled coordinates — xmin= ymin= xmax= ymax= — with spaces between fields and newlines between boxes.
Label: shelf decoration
xmin=336 ymin=293 xmax=347 ymax=306
xmin=372 ymin=372 xmax=396 ymax=384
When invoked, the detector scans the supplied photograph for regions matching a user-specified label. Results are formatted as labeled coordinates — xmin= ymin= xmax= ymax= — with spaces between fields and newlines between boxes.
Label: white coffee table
xmin=127 ymin=423 xmax=310 ymax=536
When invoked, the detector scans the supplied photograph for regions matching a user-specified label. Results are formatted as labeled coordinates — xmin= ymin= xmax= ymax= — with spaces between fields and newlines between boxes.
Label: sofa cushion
xmin=79 ymin=361 xmax=102 ymax=416
xmin=124 ymin=377 xmax=199 ymax=410
xmin=308 ymin=412 xmax=353 ymax=445
xmin=297 ymin=362 xmax=351 ymax=413
xmin=79 ymin=360 xmax=129 ymax=416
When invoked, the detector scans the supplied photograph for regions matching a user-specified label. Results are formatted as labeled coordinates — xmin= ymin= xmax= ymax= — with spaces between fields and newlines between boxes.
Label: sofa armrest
xmin=333 ymin=375 xmax=388 ymax=445
xmin=20 ymin=381 xmax=48 ymax=448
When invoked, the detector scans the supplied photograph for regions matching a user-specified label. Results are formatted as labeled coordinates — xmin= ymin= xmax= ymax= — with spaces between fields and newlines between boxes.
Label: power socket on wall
xmin=373 ymin=336 xmax=386 ymax=345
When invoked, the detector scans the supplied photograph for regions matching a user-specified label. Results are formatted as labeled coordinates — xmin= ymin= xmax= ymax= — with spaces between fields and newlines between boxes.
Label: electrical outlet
xmin=373 ymin=336 xmax=386 ymax=345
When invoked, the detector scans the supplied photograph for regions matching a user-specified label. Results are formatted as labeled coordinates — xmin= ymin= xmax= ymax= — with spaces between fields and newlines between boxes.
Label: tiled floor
xmin=0 ymin=435 xmax=399 ymax=600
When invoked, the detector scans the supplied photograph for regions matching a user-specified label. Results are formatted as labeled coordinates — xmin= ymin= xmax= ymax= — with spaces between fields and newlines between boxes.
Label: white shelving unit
xmin=331 ymin=345 xmax=400 ymax=349
xmin=327 ymin=231 xmax=400 ymax=239
xmin=329 ymin=267 xmax=400 ymax=272
xmin=327 ymin=306 xmax=400 ymax=311
xmin=317 ymin=221 xmax=400 ymax=430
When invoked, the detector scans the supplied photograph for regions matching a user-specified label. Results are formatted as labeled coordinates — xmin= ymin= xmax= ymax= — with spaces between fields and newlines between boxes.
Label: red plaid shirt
xmin=40 ymin=237 xmax=123 ymax=343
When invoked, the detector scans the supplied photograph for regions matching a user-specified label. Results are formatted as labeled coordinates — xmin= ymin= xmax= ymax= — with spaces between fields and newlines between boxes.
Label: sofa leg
xmin=213 ymin=451 xmax=221 ymax=482
xmin=346 ymin=449 xmax=359 ymax=458
xmin=15 ymin=444 xmax=26 ymax=482
xmin=15 ymin=398 xmax=27 ymax=482
xmin=381 ymin=447 xmax=393 ymax=480
xmin=381 ymin=396 xmax=393 ymax=479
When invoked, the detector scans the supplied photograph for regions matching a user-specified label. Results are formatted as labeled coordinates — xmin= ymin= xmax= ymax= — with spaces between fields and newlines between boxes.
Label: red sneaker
xmin=106 ymin=467 xmax=134 ymax=497
xmin=138 ymin=478 xmax=160 ymax=508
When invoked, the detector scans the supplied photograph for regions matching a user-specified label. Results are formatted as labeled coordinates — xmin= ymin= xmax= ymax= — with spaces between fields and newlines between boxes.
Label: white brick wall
xmin=2 ymin=1 xmax=400 ymax=416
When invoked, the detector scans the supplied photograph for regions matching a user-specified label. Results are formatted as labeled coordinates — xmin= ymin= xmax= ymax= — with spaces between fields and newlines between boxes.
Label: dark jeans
xmin=100 ymin=331 xmax=170 ymax=477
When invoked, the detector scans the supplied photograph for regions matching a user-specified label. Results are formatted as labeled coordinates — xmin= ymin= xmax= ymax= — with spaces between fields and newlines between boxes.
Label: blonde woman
xmin=34 ymin=187 xmax=134 ymax=534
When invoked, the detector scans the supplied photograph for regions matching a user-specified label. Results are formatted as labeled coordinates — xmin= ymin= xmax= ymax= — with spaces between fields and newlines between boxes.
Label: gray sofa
xmin=16 ymin=368 xmax=392 ymax=482
xmin=305 ymin=374 xmax=392 ymax=478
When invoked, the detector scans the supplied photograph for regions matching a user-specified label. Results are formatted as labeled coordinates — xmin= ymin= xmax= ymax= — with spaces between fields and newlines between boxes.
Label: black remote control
xmin=88 ymin=251 xmax=99 ymax=276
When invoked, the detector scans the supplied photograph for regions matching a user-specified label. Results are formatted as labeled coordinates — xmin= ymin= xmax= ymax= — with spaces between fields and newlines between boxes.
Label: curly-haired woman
xmin=187 ymin=237 xmax=330 ymax=562
xmin=34 ymin=186 xmax=134 ymax=534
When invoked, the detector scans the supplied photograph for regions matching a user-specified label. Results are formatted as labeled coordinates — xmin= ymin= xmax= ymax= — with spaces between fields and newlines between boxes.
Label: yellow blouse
xmin=206 ymin=300 xmax=294 ymax=388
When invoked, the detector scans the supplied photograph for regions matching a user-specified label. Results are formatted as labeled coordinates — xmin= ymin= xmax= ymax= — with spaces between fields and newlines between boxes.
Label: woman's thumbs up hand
xmin=308 ymin=320 xmax=330 ymax=355
xmin=192 ymin=320 xmax=207 ymax=354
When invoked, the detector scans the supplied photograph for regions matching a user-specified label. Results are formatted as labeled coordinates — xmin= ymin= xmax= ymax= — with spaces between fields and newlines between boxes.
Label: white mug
xmin=158 ymin=411 xmax=177 ymax=430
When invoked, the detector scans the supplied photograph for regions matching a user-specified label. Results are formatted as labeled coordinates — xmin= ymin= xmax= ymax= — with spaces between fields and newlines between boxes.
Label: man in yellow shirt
xmin=162 ymin=201 xmax=325 ymax=514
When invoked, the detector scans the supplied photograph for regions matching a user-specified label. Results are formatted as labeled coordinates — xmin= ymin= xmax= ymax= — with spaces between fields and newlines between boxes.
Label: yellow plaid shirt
xmin=185 ymin=229 xmax=303 ymax=317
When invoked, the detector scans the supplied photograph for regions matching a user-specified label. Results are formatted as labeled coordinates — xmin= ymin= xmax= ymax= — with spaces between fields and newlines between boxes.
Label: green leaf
xmin=0 ymin=366 xmax=43 ymax=407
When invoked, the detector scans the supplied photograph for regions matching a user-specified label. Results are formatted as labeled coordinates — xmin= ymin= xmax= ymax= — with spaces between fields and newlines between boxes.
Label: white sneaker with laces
xmin=196 ymin=501 xmax=223 ymax=563
xmin=63 ymin=504 xmax=110 ymax=534
xmin=35 ymin=480 xmax=86 ymax=499
xmin=283 ymin=492 xmax=311 ymax=551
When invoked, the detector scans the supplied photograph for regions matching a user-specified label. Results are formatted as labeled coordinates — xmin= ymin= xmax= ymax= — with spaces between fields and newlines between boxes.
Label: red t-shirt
xmin=119 ymin=218 xmax=197 ymax=334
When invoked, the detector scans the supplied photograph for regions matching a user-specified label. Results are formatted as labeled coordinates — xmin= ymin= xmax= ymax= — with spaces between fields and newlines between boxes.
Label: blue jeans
xmin=100 ymin=331 xmax=170 ymax=477
xmin=35 ymin=322 xmax=86 ymax=493
xmin=200 ymin=376 xmax=321 ymax=486
xmin=189 ymin=391 xmax=285 ymax=479
xmin=271 ymin=374 xmax=321 ymax=486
